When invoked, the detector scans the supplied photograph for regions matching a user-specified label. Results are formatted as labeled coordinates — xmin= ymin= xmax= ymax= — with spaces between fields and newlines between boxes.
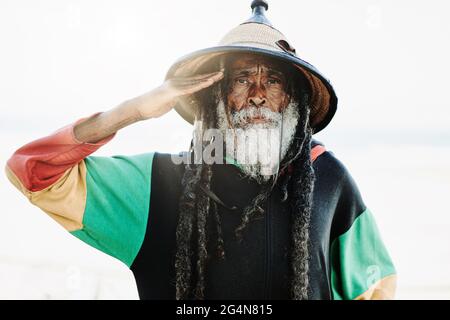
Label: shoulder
xmin=84 ymin=151 xmax=187 ymax=184
xmin=312 ymin=139 xmax=356 ymax=188
xmin=311 ymin=140 xmax=367 ymax=238
xmin=85 ymin=152 xmax=156 ymax=169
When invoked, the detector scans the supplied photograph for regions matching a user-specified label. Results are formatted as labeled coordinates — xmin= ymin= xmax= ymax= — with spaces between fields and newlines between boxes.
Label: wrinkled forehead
xmin=227 ymin=53 xmax=287 ymax=77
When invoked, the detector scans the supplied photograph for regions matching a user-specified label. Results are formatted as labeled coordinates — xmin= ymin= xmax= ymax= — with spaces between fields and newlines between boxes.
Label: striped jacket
xmin=5 ymin=113 xmax=396 ymax=299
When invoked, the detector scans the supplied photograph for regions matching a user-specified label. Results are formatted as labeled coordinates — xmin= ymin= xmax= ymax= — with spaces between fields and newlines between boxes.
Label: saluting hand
xmin=132 ymin=70 xmax=224 ymax=120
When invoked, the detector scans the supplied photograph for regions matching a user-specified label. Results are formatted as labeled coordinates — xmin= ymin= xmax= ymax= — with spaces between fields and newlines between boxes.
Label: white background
xmin=0 ymin=0 xmax=449 ymax=299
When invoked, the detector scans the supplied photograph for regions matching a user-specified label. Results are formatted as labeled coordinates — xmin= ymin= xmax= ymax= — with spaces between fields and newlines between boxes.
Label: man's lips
xmin=246 ymin=116 xmax=268 ymax=124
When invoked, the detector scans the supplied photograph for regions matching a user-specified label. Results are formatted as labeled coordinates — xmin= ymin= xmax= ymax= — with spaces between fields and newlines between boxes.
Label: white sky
xmin=0 ymin=0 xmax=449 ymax=299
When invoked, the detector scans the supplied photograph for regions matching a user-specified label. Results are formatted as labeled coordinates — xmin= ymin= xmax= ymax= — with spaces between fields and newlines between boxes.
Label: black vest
xmin=130 ymin=139 xmax=365 ymax=299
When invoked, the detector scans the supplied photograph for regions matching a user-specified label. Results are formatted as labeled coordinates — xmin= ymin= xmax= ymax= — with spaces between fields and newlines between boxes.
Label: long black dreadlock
xmin=175 ymin=55 xmax=315 ymax=300
xmin=175 ymin=81 xmax=221 ymax=300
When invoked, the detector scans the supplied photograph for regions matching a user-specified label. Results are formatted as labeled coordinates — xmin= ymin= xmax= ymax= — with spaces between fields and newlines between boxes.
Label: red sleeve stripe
xmin=6 ymin=113 xmax=115 ymax=192
xmin=311 ymin=145 xmax=326 ymax=163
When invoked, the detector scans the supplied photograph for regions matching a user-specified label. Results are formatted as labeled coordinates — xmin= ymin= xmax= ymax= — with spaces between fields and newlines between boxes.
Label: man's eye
xmin=267 ymin=78 xmax=281 ymax=85
xmin=236 ymin=78 xmax=249 ymax=85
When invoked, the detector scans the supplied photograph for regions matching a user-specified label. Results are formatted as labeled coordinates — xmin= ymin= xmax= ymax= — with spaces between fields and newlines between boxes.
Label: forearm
xmin=73 ymin=99 xmax=142 ymax=143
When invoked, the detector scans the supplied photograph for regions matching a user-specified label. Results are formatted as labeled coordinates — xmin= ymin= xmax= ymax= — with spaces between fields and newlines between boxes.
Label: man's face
xmin=226 ymin=54 xmax=290 ymax=122
xmin=216 ymin=53 xmax=300 ymax=182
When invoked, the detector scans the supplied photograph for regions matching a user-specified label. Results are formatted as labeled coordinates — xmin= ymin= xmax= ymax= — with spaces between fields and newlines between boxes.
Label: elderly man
xmin=5 ymin=1 xmax=396 ymax=300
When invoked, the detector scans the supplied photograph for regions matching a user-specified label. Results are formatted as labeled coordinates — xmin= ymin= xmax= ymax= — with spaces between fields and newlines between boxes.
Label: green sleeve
xmin=71 ymin=152 xmax=155 ymax=267
xmin=330 ymin=208 xmax=396 ymax=300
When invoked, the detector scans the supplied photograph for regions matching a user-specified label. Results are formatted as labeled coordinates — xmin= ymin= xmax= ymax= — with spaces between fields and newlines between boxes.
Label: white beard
xmin=217 ymin=99 xmax=300 ymax=182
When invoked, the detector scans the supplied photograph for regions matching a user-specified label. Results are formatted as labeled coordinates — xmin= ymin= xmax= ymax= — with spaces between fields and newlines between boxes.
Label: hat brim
xmin=165 ymin=45 xmax=337 ymax=134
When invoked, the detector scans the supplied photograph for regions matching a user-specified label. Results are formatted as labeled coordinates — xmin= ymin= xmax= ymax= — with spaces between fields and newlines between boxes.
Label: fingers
xmin=171 ymin=70 xmax=224 ymax=95
xmin=186 ymin=71 xmax=224 ymax=93
xmin=171 ymin=70 xmax=224 ymax=86
xmin=183 ymin=70 xmax=224 ymax=81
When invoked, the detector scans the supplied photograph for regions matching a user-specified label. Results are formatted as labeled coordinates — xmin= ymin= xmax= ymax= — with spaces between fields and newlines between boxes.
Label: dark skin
xmin=227 ymin=54 xmax=290 ymax=124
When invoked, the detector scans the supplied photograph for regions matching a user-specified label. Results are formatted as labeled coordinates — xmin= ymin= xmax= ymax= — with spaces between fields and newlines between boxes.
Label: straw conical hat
xmin=165 ymin=0 xmax=337 ymax=134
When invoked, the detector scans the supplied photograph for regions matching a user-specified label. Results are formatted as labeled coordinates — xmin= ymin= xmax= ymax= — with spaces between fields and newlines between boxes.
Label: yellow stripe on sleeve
xmin=5 ymin=161 xmax=87 ymax=232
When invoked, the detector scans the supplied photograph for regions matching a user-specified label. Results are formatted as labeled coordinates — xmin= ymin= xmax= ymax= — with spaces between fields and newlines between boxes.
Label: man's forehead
xmin=228 ymin=54 xmax=285 ymax=74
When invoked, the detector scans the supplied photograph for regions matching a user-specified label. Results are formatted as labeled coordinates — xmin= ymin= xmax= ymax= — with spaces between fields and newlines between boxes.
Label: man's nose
xmin=247 ymin=84 xmax=266 ymax=107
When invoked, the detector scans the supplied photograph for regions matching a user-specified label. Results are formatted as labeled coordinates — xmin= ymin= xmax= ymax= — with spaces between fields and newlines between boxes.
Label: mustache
xmin=231 ymin=106 xmax=282 ymax=127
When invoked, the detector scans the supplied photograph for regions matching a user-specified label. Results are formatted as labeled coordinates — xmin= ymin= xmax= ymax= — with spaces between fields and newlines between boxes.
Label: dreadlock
xmin=175 ymin=80 xmax=224 ymax=300
xmin=283 ymin=103 xmax=314 ymax=299
xmin=175 ymin=55 xmax=315 ymax=300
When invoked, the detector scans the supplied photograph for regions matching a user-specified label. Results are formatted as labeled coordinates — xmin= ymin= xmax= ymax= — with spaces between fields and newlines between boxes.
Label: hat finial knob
xmin=251 ymin=0 xmax=269 ymax=11
xmin=246 ymin=0 xmax=272 ymax=26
